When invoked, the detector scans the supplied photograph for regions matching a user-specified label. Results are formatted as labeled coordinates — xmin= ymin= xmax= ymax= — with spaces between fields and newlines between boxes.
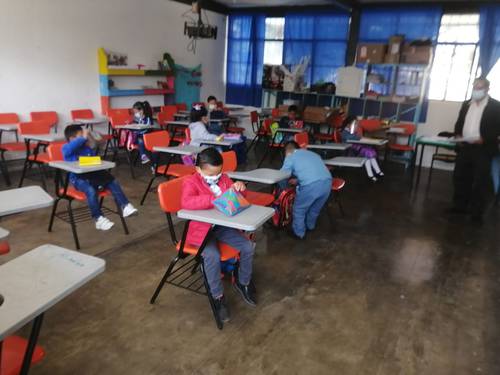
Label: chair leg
xmin=201 ymin=261 xmax=223 ymax=330
xmin=48 ymin=198 xmax=61 ymax=232
xmin=140 ymin=176 xmax=157 ymax=205
xmin=115 ymin=200 xmax=129 ymax=235
xmin=427 ymin=157 xmax=436 ymax=189
xmin=125 ymin=150 xmax=136 ymax=179
xmin=38 ymin=163 xmax=47 ymax=191
xmin=247 ymin=135 xmax=259 ymax=153
xmin=0 ymin=151 xmax=11 ymax=186
xmin=150 ymin=255 xmax=181 ymax=304
xmin=336 ymin=195 xmax=346 ymax=217
xmin=103 ymin=139 xmax=110 ymax=159
xmin=67 ymin=200 xmax=81 ymax=250
xmin=18 ymin=160 xmax=30 ymax=187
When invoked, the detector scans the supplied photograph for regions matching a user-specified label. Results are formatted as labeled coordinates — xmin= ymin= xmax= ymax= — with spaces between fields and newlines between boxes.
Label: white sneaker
xmin=122 ymin=203 xmax=138 ymax=218
xmin=96 ymin=216 xmax=114 ymax=231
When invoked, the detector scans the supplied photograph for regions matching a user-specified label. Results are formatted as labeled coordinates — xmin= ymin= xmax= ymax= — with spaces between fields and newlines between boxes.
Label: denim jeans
xmin=202 ymin=226 xmax=254 ymax=298
xmin=492 ymin=155 xmax=500 ymax=195
xmin=136 ymin=135 xmax=147 ymax=158
xmin=72 ymin=178 xmax=129 ymax=219
xmin=293 ymin=179 xmax=331 ymax=238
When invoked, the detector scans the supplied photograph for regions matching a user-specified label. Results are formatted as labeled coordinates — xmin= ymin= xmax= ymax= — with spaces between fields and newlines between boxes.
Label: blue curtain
xmin=479 ymin=5 xmax=500 ymax=76
xmin=226 ymin=14 xmax=265 ymax=107
xmin=359 ymin=7 xmax=442 ymax=43
xmin=284 ymin=12 xmax=350 ymax=86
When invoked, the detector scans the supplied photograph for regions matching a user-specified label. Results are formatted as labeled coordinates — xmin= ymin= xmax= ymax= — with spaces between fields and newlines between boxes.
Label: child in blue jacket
xmin=132 ymin=101 xmax=154 ymax=164
xmin=62 ymin=125 xmax=138 ymax=231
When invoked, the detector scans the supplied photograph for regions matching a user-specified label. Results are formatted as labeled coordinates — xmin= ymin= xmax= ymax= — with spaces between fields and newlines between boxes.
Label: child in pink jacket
xmin=181 ymin=148 xmax=256 ymax=323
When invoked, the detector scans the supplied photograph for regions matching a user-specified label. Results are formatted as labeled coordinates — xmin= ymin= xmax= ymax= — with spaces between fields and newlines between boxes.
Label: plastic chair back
xmin=216 ymin=101 xmax=224 ymax=109
xmin=358 ymin=119 xmax=382 ymax=132
xmin=222 ymin=151 xmax=237 ymax=172
xmin=143 ymin=130 xmax=170 ymax=152
xmin=262 ymin=118 xmax=273 ymax=135
xmin=158 ymin=109 xmax=175 ymax=124
xmin=0 ymin=113 xmax=19 ymax=124
xmin=108 ymin=108 xmax=131 ymax=117
xmin=18 ymin=121 xmax=52 ymax=135
xmin=294 ymin=132 xmax=309 ymax=148
xmin=158 ymin=177 xmax=187 ymax=213
xmin=271 ymin=108 xmax=280 ymax=118
xmin=109 ymin=112 xmax=133 ymax=129
xmin=30 ymin=111 xmax=58 ymax=128
xmin=175 ymin=103 xmax=187 ymax=111
xmin=47 ymin=143 xmax=64 ymax=161
xmin=71 ymin=109 xmax=94 ymax=121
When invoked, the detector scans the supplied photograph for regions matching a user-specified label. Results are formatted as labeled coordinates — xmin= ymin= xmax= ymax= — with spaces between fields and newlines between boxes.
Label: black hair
xmin=196 ymin=147 xmax=223 ymax=168
xmin=207 ymin=95 xmax=217 ymax=102
xmin=133 ymin=101 xmax=153 ymax=119
xmin=288 ymin=105 xmax=298 ymax=113
xmin=64 ymin=124 xmax=83 ymax=140
xmin=284 ymin=141 xmax=300 ymax=153
xmin=190 ymin=105 xmax=208 ymax=122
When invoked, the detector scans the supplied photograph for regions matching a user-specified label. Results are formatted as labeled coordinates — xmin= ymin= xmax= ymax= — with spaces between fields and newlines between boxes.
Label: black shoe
xmin=213 ymin=296 xmax=230 ymax=323
xmin=234 ymin=281 xmax=257 ymax=307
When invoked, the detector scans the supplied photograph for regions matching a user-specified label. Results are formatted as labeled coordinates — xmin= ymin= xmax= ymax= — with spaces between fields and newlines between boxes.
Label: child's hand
xmin=232 ymin=181 xmax=246 ymax=192
xmin=216 ymin=135 xmax=224 ymax=142
xmin=82 ymin=128 xmax=90 ymax=139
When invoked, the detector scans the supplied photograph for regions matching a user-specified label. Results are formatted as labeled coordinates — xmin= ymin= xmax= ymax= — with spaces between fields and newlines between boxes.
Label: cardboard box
xmin=303 ymin=106 xmax=333 ymax=124
xmin=356 ymin=43 xmax=387 ymax=64
xmin=278 ymin=104 xmax=290 ymax=117
xmin=384 ymin=35 xmax=404 ymax=64
xmin=401 ymin=44 xmax=433 ymax=65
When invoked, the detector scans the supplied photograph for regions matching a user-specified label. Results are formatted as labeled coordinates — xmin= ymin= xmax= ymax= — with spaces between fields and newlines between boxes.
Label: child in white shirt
xmin=189 ymin=105 xmax=223 ymax=147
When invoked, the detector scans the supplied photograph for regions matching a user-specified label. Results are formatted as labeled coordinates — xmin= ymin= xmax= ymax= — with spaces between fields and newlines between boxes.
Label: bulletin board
xmin=174 ymin=64 xmax=202 ymax=108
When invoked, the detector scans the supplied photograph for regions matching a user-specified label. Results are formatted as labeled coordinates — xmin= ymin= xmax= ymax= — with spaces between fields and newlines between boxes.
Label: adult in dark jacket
xmin=450 ymin=78 xmax=500 ymax=222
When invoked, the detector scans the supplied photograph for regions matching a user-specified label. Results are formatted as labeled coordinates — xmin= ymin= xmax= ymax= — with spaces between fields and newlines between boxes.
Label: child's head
xmin=133 ymin=101 xmax=153 ymax=119
xmin=196 ymin=147 xmax=223 ymax=178
xmin=207 ymin=96 xmax=217 ymax=111
xmin=288 ymin=105 xmax=298 ymax=121
xmin=64 ymin=124 xmax=84 ymax=141
xmin=191 ymin=104 xmax=209 ymax=124
xmin=284 ymin=140 xmax=299 ymax=157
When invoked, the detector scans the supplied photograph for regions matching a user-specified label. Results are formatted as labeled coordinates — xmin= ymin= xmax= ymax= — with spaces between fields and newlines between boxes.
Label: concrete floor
xmin=2 ymin=151 xmax=500 ymax=375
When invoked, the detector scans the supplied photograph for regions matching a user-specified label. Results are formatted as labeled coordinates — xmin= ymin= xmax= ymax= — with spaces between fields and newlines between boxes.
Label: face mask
xmin=471 ymin=89 xmax=486 ymax=101
xmin=208 ymin=104 xmax=216 ymax=111
xmin=201 ymin=172 xmax=221 ymax=185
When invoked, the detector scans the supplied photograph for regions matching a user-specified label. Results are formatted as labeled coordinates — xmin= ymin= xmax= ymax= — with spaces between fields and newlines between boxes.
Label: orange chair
xmin=70 ymin=109 xmax=93 ymax=120
xmin=246 ymin=111 xmax=265 ymax=153
xmin=384 ymin=123 xmax=416 ymax=166
xmin=140 ymin=131 xmax=195 ymax=205
xmin=271 ymin=108 xmax=280 ymax=119
xmin=223 ymin=107 xmax=245 ymax=135
xmin=0 ymin=240 xmax=10 ymax=255
xmin=331 ymin=178 xmax=346 ymax=217
xmin=17 ymin=121 xmax=56 ymax=188
xmin=1 ymin=335 xmax=45 ymax=375
xmin=107 ymin=108 xmax=131 ymax=117
xmin=221 ymin=151 xmax=237 ymax=173
xmin=30 ymin=111 xmax=58 ymax=131
xmin=108 ymin=112 xmax=135 ymax=175
xmin=294 ymin=132 xmax=309 ymax=148
xmin=158 ymin=110 xmax=185 ymax=143
xmin=160 ymin=105 xmax=178 ymax=115
xmin=175 ymin=103 xmax=187 ymax=111
xmin=256 ymin=119 xmax=286 ymax=167
xmin=0 ymin=113 xmax=22 ymax=185
xmin=313 ymin=111 xmax=345 ymax=143
xmin=150 ymin=177 xmax=241 ymax=329
xmin=358 ymin=118 xmax=383 ymax=133
xmin=47 ymin=143 xmax=129 ymax=250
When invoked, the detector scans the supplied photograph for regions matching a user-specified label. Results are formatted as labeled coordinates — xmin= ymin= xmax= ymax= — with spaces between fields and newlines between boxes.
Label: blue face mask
xmin=471 ymin=89 xmax=486 ymax=101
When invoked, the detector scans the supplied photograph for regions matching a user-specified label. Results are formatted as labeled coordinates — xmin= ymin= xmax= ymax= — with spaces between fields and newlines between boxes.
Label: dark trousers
xmin=453 ymin=144 xmax=492 ymax=216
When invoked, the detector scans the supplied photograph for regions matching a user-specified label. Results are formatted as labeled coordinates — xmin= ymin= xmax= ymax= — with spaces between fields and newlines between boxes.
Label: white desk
xmin=153 ymin=145 xmax=206 ymax=156
xmin=276 ymin=128 xmax=304 ymax=134
xmin=0 ymin=244 xmax=105 ymax=340
xmin=347 ymin=137 xmax=388 ymax=146
xmin=224 ymin=104 xmax=245 ymax=111
xmin=209 ymin=118 xmax=230 ymax=123
xmin=119 ymin=124 xmax=155 ymax=131
xmin=201 ymin=138 xmax=243 ymax=147
xmin=0 ymin=186 xmax=54 ymax=216
xmin=324 ymin=156 xmax=367 ymax=168
xmin=0 ymin=227 xmax=9 ymax=240
xmin=0 ymin=124 xmax=18 ymax=132
xmin=48 ymin=160 xmax=116 ymax=174
xmin=173 ymin=113 xmax=189 ymax=120
xmin=178 ymin=205 xmax=275 ymax=232
xmin=73 ymin=117 xmax=108 ymax=125
xmin=227 ymin=168 xmax=291 ymax=185
xmin=307 ymin=143 xmax=351 ymax=151
xmin=166 ymin=121 xmax=190 ymax=127
xmin=22 ymin=134 xmax=65 ymax=143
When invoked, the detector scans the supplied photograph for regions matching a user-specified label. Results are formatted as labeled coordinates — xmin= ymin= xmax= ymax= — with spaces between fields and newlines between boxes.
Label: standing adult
xmin=449 ymin=78 xmax=500 ymax=223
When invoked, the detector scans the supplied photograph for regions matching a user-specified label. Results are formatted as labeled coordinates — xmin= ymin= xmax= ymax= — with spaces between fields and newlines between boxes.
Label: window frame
xmin=262 ymin=17 xmax=285 ymax=66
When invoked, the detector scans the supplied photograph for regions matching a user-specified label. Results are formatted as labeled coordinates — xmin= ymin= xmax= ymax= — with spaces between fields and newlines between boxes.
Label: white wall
xmin=416 ymin=100 xmax=462 ymax=169
xmin=0 ymin=0 xmax=226 ymax=128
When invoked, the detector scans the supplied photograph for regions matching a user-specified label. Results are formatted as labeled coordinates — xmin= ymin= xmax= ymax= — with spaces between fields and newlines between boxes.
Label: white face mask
xmin=208 ymin=103 xmax=216 ymax=111
xmin=471 ymin=89 xmax=487 ymax=101
xmin=134 ymin=112 xmax=142 ymax=119
xmin=201 ymin=172 xmax=221 ymax=185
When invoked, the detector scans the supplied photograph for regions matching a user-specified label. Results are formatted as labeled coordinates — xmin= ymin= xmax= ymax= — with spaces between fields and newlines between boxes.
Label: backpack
xmin=272 ymin=187 xmax=296 ymax=227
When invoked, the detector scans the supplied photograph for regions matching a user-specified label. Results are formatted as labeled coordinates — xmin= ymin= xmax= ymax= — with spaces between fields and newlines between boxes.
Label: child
xmin=188 ymin=105 xmax=223 ymax=147
xmin=206 ymin=95 xmax=226 ymax=135
xmin=181 ymin=148 xmax=256 ymax=322
xmin=280 ymin=141 xmax=332 ymax=240
xmin=341 ymin=117 xmax=384 ymax=182
xmin=279 ymin=105 xmax=300 ymax=129
xmin=272 ymin=105 xmax=302 ymax=144
xmin=62 ymin=125 xmax=138 ymax=231
xmin=132 ymin=101 xmax=154 ymax=164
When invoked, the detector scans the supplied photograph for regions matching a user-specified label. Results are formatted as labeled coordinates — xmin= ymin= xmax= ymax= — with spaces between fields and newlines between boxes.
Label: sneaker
xmin=233 ymin=281 xmax=257 ymax=307
xmin=214 ymin=296 xmax=231 ymax=323
xmin=141 ymin=155 xmax=150 ymax=164
xmin=95 ymin=216 xmax=114 ymax=231
xmin=122 ymin=203 xmax=138 ymax=217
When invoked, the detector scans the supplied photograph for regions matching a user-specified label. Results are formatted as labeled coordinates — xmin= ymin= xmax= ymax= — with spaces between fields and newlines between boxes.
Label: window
xmin=488 ymin=59 xmax=500 ymax=100
xmin=429 ymin=14 xmax=480 ymax=101
xmin=263 ymin=18 xmax=285 ymax=65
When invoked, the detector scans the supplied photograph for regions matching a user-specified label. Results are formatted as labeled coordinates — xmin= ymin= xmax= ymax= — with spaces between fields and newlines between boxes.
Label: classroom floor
xmin=2 ymin=151 xmax=500 ymax=375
